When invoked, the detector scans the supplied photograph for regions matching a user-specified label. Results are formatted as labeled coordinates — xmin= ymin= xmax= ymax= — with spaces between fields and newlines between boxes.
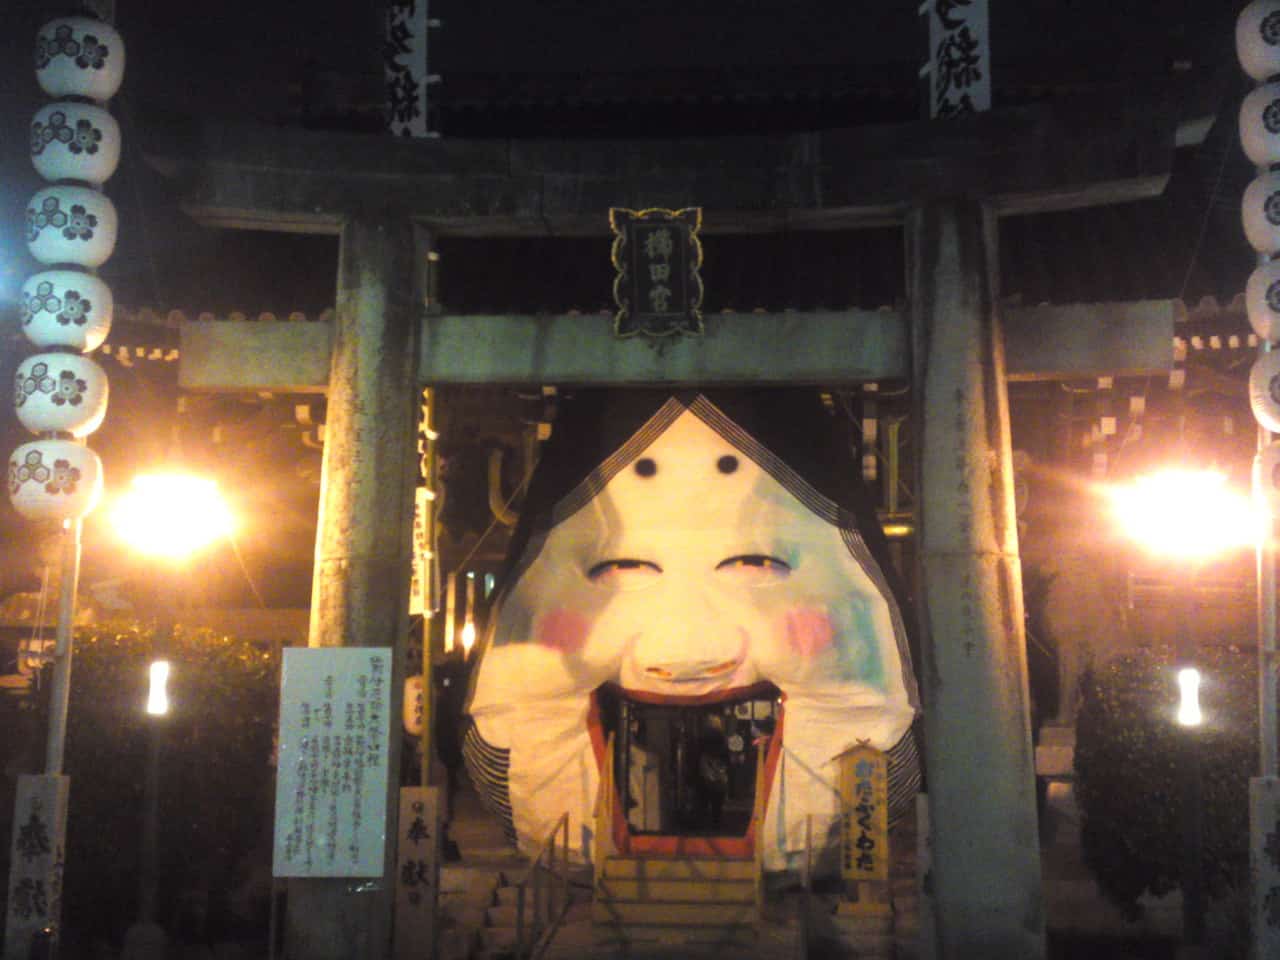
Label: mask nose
xmin=624 ymin=583 xmax=748 ymax=687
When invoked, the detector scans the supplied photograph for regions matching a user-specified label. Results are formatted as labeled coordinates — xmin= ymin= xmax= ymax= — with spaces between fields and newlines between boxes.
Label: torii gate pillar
xmin=909 ymin=198 xmax=1044 ymax=958
xmin=285 ymin=217 xmax=421 ymax=959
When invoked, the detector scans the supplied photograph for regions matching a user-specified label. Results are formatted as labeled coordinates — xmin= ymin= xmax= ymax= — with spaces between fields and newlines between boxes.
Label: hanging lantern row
xmin=8 ymin=15 xmax=125 ymax=523
xmin=1240 ymin=1 xmax=1280 ymax=510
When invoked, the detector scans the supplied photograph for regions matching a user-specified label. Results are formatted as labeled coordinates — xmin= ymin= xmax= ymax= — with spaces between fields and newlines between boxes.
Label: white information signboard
xmin=273 ymin=648 xmax=392 ymax=878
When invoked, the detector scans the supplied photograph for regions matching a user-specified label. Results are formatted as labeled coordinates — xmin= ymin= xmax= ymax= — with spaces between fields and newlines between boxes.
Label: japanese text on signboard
xmin=610 ymin=207 xmax=704 ymax=338
xmin=4 ymin=776 xmax=69 ymax=959
xmin=273 ymin=648 xmax=392 ymax=877
xmin=924 ymin=0 xmax=990 ymax=118
xmin=384 ymin=1 xmax=437 ymax=137
xmin=839 ymin=745 xmax=889 ymax=882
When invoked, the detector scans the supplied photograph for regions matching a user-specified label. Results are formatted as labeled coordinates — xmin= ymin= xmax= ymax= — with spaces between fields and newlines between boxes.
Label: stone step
xmin=600 ymin=855 xmax=756 ymax=882
xmin=435 ymin=926 xmax=477 ymax=960
xmin=830 ymin=907 xmax=893 ymax=935
xmin=542 ymin=921 xmax=773 ymax=960
xmin=596 ymin=876 xmax=755 ymax=903
xmin=439 ymin=865 xmax=509 ymax=896
xmin=595 ymin=922 xmax=759 ymax=947
xmin=485 ymin=903 xmax=520 ymax=928
xmin=476 ymin=924 xmax=518 ymax=954
xmin=593 ymin=899 xmax=758 ymax=927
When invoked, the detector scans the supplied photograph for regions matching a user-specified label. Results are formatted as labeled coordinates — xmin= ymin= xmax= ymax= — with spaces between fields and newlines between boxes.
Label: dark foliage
xmin=57 ymin=621 xmax=278 ymax=946
xmin=1075 ymin=645 xmax=1257 ymax=919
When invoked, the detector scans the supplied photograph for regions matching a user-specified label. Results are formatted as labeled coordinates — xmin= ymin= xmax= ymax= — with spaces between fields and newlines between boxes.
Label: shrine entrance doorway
xmin=592 ymin=682 xmax=782 ymax=858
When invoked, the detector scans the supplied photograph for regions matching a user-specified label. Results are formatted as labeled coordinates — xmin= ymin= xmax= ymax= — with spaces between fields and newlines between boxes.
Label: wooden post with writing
xmin=837 ymin=745 xmax=890 ymax=915
xmin=394 ymin=787 xmax=441 ymax=960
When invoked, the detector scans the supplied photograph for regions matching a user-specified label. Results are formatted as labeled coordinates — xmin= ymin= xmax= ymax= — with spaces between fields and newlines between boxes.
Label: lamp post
xmin=107 ymin=472 xmax=234 ymax=953
xmin=1108 ymin=467 xmax=1258 ymax=955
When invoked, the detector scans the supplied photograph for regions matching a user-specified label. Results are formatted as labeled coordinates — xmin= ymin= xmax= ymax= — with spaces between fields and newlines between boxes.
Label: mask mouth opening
xmin=589 ymin=681 xmax=783 ymax=858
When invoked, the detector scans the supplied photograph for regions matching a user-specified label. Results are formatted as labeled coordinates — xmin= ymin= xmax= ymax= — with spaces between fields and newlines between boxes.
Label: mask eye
xmin=715 ymin=554 xmax=791 ymax=583
xmin=587 ymin=559 xmax=662 ymax=589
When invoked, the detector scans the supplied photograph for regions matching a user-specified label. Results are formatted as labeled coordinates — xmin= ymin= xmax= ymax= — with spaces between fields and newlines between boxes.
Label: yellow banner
xmin=838 ymin=744 xmax=889 ymax=882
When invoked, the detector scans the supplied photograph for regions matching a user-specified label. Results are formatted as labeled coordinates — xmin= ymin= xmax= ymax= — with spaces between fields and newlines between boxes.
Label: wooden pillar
xmin=285 ymin=217 xmax=420 ymax=960
xmin=908 ymin=199 xmax=1045 ymax=958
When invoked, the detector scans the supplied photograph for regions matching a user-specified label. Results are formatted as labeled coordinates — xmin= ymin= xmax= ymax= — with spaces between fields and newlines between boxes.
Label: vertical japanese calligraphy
xmin=609 ymin=207 xmax=704 ymax=338
xmin=839 ymin=744 xmax=889 ymax=883
xmin=4 ymin=775 xmax=69 ymax=959
xmin=384 ymin=0 xmax=435 ymax=138
xmin=394 ymin=786 xmax=441 ymax=959
xmin=273 ymin=648 xmax=392 ymax=877
xmin=924 ymin=0 xmax=991 ymax=118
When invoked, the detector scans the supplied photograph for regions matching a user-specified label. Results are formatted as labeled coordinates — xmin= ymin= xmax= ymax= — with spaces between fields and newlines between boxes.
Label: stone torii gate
xmin=166 ymin=90 xmax=1180 ymax=959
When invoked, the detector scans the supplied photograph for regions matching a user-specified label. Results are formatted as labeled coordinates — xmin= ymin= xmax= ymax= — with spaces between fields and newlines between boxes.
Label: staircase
xmin=588 ymin=854 xmax=797 ymax=957
xmin=437 ymin=866 xmax=508 ymax=960
xmin=475 ymin=873 xmax=524 ymax=959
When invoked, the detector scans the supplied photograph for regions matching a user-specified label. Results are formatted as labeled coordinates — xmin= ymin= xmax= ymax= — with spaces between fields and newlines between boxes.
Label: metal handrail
xmin=514 ymin=810 xmax=572 ymax=960
xmin=594 ymin=731 xmax=615 ymax=864
xmin=752 ymin=737 xmax=767 ymax=921
xmin=798 ymin=815 xmax=813 ymax=960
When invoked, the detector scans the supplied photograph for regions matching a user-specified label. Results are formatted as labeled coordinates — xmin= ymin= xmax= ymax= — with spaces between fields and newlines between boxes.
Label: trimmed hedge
xmin=57 ymin=621 xmax=277 ymax=946
xmin=1075 ymin=644 xmax=1258 ymax=918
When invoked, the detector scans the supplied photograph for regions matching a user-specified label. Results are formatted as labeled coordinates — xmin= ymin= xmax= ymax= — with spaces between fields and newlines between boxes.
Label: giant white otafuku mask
xmin=464 ymin=393 xmax=919 ymax=869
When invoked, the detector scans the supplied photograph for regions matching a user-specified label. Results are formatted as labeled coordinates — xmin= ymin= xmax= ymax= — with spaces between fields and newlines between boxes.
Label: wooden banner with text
xmin=610 ymin=207 xmax=703 ymax=338
xmin=922 ymin=0 xmax=990 ymax=118
xmin=5 ymin=775 xmax=69 ymax=958
xmin=838 ymin=744 xmax=890 ymax=905
xmin=394 ymin=786 xmax=441 ymax=960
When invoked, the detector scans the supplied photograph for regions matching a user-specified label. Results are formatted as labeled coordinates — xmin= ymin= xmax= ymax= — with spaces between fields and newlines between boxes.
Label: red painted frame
xmin=588 ymin=682 xmax=785 ymax=858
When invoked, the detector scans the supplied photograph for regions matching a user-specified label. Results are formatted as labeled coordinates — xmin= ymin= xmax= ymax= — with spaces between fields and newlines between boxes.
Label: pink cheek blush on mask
xmin=784 ymin=607 xmax=836 ymax=658
xmin=535 ymin=607 xmax=592 ymax=654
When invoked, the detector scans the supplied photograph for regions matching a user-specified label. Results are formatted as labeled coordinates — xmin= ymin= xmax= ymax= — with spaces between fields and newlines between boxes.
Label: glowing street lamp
xmin=1108 ymin=468 xmax=1259 ymax=561
xmin=108 ymin=471 xmax=233 ymax=932
xmin=1177 ymin=668 xmax=1203 ymax=729
xmin=1108 ymin=466 xmax=1260 ymax=949
xmin=146 ymin=660 xmax=170 ymax=717
xmin=108 ymin=472 xmax=236 ymax=561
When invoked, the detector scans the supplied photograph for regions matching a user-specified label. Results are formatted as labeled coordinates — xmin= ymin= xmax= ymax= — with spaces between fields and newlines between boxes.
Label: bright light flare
xmin=460 ymin=620 xmax=476 ymax=656
xmin=1176 ymin=667 xmax=1202 ymax=727
xmin=147 ymin=660 xmax=170 ymax=716
xmin=1108 ymin=468 xmax=1259 ymax=559
xmin=109 ymin=472 xmax=235 ymax=559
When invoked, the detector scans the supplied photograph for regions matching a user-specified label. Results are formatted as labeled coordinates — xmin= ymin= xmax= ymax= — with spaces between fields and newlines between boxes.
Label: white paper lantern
xmin=1257 ymin=442 xmax=1280 ymax=514
xmin=35 ymin=16 xmax=125 ymax=102
xmin=1248 ymin=260 xmax=1280 ymax=342
xmin=8 ymin=439 xmax=102 ymax=522
xmin=1244 ymin=172 xmax=1280 ymax=254
xmin=25 ymin=185 xmax=117 ymax=268
xmin=1252 ymin=350 xmax=1280 ymax=433
xmin=1242 ymin=82 xmax=1280 ymax=168
xmin=31 ymin=101 xmax=120 ymax=185
xmin=14 ymin=353 xmax=109 ymax=438
xmin=1240 ymin=1 xmax=1280 ymax=83
xmin=20 ymin=270 xmax=112 ymax=352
